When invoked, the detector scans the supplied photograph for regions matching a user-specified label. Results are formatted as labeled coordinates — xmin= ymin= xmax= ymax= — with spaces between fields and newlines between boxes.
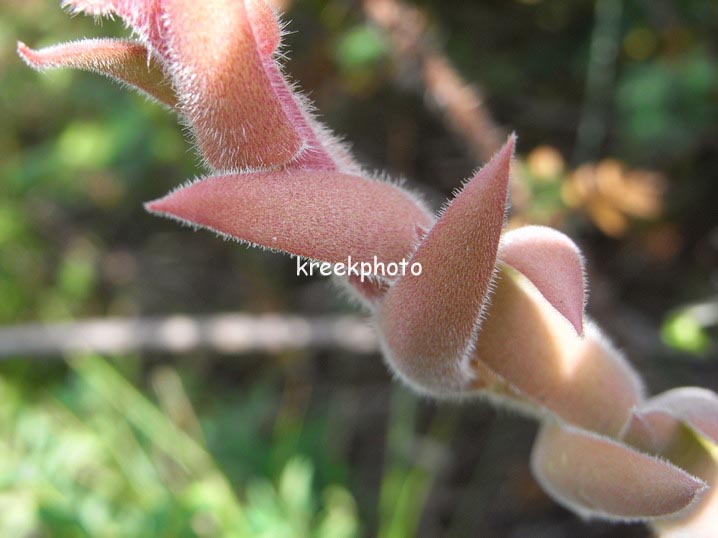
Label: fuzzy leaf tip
xmin=531 ymin=422 xmax=708 ymax=521
xmin=377 ymin=135 xmax=514 ymax=395
xmin=145 ymin=170 xmax=432 ymax=265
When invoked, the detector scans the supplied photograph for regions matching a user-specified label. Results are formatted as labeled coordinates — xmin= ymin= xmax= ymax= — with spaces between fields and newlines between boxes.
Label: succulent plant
xmin=18 ymin=1 xmax=718 ymax=534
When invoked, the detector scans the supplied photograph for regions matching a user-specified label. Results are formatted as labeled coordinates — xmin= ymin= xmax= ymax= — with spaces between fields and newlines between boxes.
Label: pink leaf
xmin=161 ymin=0 xmax=344 ymax=171
xmin=531 ymin=422 xmax=707 ymax=521
xmin=653 ymin=448 xmax=718 ymax=538
xmin=240 ymin=0 xmax=358 ymax=172
xmin=619 ymin=389 xmax=718 ymax=537
xmin=145 ymin=170 xmax=432 ymax=265
xmin=17 ymin=39 xmax=176 ymax=109
xmin=377 ymin=136 xmax=514 ymax=395
xmin=499 ymin=225 xmax=586 ymax=335
xmin=472 ymin=266 xmax=644 ymax=436
xmin=622 ymin=414 xmax=718 ymax=538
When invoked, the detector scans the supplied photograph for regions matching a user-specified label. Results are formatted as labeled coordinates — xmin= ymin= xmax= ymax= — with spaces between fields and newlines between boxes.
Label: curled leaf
xmin=162 ymin=0 xmax=340 ymax=171
xmin=499 ymin=225 xmax=586 ymax=335
xmin=473 ymin=266 xmax=643 ymax=436
xmin=623 ymin=388 xmax=718 ymax=457
xmin=640 ymin=388 xmax=718 ymax=445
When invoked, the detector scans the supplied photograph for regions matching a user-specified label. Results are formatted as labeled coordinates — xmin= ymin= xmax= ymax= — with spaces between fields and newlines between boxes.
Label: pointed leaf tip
xmin=146 ymin=170 xmax=432 ymax=265
xmin=16 ymin=41 xmax=32 ymax=62
xmin=60 ymin=0 xmax=350 ymax=172
xmin=499 ymin=225 xmax=586 ymax=335
xmin=531 ymin=422 xmax=707 ymax=521
xmin=377 ymin=135 xmax=513 ymax=395
xmin=17 ymin=38 xmax=177 ymax=108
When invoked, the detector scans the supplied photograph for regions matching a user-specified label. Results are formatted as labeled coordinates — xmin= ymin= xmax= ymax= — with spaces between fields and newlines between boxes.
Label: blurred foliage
xmin=662 ymin=311 xmax=711 ymax=354
xmin=661 ymin=300 xmax=717 ymax=357
xmin=334 ymin=25 xmax=388 ymax=70
xmin=0 ymin=356 xmax=359 ymax=537
xmin=0 ymin=0 xmax=716 ymax=536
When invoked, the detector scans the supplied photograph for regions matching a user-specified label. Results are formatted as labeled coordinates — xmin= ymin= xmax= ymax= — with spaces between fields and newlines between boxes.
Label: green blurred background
xmin=0 ymin=0 xmax=716 ymax=536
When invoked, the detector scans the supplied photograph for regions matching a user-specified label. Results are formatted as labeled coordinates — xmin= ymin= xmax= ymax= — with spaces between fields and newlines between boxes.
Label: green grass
xmin=0 ymin=356 xmax=359 ymax=538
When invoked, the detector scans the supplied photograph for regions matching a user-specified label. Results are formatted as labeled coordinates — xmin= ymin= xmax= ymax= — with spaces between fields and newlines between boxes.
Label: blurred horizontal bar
xmin=0 ymin=314 xmax=378 ymax=358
